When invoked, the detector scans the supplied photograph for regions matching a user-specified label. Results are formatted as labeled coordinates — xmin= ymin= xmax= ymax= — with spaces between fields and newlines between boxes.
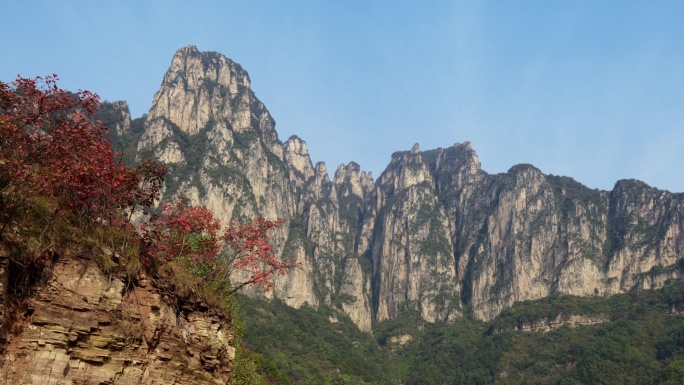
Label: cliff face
xmin=111 ymin=46 xmax=684 ymax=328
xmin=493 ymin=313 xmax=611 ymax=333
xmin=134 ymin=46 xmax=319 ymax=311
xmin=446 ymin=163 xmax=684 ymax=321
xmin=370 ymin=144 xmax=459 ymax=322
xmin=0 ymin=254 xmax=234 ymax=384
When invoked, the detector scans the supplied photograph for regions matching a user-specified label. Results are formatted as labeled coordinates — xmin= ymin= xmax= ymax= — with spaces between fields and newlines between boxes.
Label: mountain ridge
xmin=101 ymin=46 xmax=684 ymax=330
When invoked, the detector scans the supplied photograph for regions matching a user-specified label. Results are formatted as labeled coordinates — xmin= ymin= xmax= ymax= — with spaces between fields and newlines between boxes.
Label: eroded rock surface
xmin=109 ymin=46 xmax=684 ymax=329
xmin=0 ymin=256 xmax=233 ymax=384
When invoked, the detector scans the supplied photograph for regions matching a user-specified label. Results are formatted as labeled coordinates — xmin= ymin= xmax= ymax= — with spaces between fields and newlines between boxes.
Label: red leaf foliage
xmin=1 ymin=74 xmax=293 ymax=294
xmin=142 ymin=201 xmax=295 ymax=294
xmin=0 ymin=75 xmax=165 ymax=227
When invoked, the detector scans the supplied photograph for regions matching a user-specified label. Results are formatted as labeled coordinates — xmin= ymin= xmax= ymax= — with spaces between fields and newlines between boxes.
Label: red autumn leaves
xmin=142 ymin=202 xmax=293 ymax=293
xmin=1 ymin=75 xmax=291 ymax=293
xmin=0 ymin=74 xmax=164 ymax=223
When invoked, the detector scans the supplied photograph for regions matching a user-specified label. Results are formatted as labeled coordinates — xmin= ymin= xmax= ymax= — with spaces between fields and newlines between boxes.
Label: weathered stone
xmin=0 ymin=257 xmax=234 ymax=384
xmin=134 ymin=47 xmax=684 ymax=328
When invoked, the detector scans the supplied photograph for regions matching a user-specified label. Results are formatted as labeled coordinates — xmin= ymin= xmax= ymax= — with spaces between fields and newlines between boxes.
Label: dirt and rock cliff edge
xmin=0 ymin=250 xmax=234 ymax=385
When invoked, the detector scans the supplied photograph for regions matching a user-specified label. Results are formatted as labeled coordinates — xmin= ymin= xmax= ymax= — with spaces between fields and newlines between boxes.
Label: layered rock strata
xmin=0 ymin=256 xmax=234 ymax=384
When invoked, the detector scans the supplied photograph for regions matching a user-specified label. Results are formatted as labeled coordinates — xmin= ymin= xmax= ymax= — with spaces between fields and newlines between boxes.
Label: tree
xmin=1 ymin=74 xmax=291 ymax=297
xmin=0 ymin=75 xmax=165 ymax=238
xmin=142 ymin=200 xmax=294 ymax=295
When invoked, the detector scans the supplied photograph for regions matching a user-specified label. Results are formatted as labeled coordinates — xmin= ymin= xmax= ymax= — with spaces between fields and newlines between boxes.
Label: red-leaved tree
xmin=142 ymin=201 xmax=294 ymax=295
xmin=1 ymin=74 xmax=292 ymax=295
xmin=0 ymin=75 xmax=165 ymax=239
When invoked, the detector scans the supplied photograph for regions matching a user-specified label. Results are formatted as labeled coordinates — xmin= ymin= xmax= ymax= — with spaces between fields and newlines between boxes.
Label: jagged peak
xmin=442 ymin=141 xmax=478 ymax=158
xmin=334 ymin=162 xmax=360 ymax=185
xmin=160 ymin=45 xmax=252 ymax=99
xmin=284 ymin=136 xmax=315 ymax=183
xmin=411 ymin=143 xmax=420 ymax=153
xmin=333 ymin=162 xmax=375 ymax=188
xmin=314 ymin=161 xmax=331 ymax=182
xmin=333 ymin=162 xmax=374 ymax=198
xmin=175 ymin=45 xmax=200 ymax=57
xmin=337 ymin=162 xmax=361 ymax=173
xmin=284 ymin=135 xmax=310 ymax=153
xmin=142 ymin=45 xmax=269 ymax=141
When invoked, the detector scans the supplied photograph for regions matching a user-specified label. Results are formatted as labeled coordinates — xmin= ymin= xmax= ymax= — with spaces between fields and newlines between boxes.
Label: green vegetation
xmin=546 ymin=174 xmax=606 ymax=215
xmin=420 ymin=147 xmax=442 ymax=168
xmin=241 ymin=282 xmax=684 ymax=384
xmin=95 ymin=105 xmax=146 ymax=165
xmin=239 ymin=296 xmax=395 ymax=384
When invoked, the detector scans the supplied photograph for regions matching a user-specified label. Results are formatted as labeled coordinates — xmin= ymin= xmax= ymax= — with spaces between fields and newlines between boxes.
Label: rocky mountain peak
xmin=411 ymin=143 xmax=420 ymax=153
xmin=434 ymin=141 xmax=483 ymax=192
xmin=284 ymin=135 xmax=315 ymax=188
xmin=138 ymin=46 xmax=281 ymax=166
xmin=378 ymin=148 xmax=433 ymax=198
xmin=333 ymin=162 xmax=374 ymax=200
xmin=123 ymin=46 xmax=684 ymax=330
xmin=314 ymin=161 xmax=330 ymax=181
xmin=149 ymin=45 xmax=252 ymax=135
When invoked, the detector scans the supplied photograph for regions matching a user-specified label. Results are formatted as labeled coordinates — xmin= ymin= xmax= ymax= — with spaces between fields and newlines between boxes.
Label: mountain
xmin=105 ymin=45 xmax=684 ymax=332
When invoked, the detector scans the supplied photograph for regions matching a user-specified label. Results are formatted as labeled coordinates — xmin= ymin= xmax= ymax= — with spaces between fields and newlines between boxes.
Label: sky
xmin=3 ymin=1 xmax=684 ymax=192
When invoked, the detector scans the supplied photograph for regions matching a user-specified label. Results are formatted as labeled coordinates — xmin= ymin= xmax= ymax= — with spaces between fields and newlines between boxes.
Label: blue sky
xmin=3 ymin=1 xmax=684 ymax=192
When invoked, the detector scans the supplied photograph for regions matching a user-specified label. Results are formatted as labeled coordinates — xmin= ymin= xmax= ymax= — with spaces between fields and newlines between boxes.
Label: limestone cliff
xmin=370 ymin=144 xmax=459 ymax=322
xmin=134 ymin=46 xmax=320 ymax=311
xmin=120 ymin=46 xmax=684 ymax=329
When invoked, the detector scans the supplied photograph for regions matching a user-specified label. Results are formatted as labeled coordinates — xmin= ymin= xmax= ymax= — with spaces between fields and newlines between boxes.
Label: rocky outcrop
xmin=95 ymin=101 xmax=131 ymax=136
xmin=371 ymin=145 xmax=460 ymax=322
xmin=126 ymin=46 xmax=684 ymax=329
xmin=0 ymin=256 xmax=233 ymax=384
xmin=288 ymin=160 xmax=375 ymax=331
xmin=133 ymin=46 xmax=323 ymax=312
xmin=137 ymin=45 xmax=291 ymax=222
xmin=447 ymin=164 xmax=684 ymax=321
xmin=494 ymin=314 xmax=611 ymax=333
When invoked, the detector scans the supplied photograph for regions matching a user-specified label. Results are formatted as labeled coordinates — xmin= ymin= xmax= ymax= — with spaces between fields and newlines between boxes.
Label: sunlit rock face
xmin=370 ymin=145 xmax=461 ymax=322
xmin=125 ymin=46 xmax=684 ymax=329
xmin=0 ymin=257 xmax=234 ymax=385
xmin=135 ymin=46 xmax=317 ymax=310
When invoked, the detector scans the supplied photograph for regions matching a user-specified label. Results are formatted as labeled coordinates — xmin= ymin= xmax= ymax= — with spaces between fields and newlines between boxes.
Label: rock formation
xmin=493 ymin=313 xmax=610 ymax=333
xmin=0 ymin=255 xmax=234 ymax=384
xmin=106 ymin=46 xmax=684 ymax=329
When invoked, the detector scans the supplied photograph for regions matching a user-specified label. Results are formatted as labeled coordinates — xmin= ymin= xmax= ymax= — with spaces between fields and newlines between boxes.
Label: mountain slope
xmin=105 ymin=46 xmax=684 ymax=329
